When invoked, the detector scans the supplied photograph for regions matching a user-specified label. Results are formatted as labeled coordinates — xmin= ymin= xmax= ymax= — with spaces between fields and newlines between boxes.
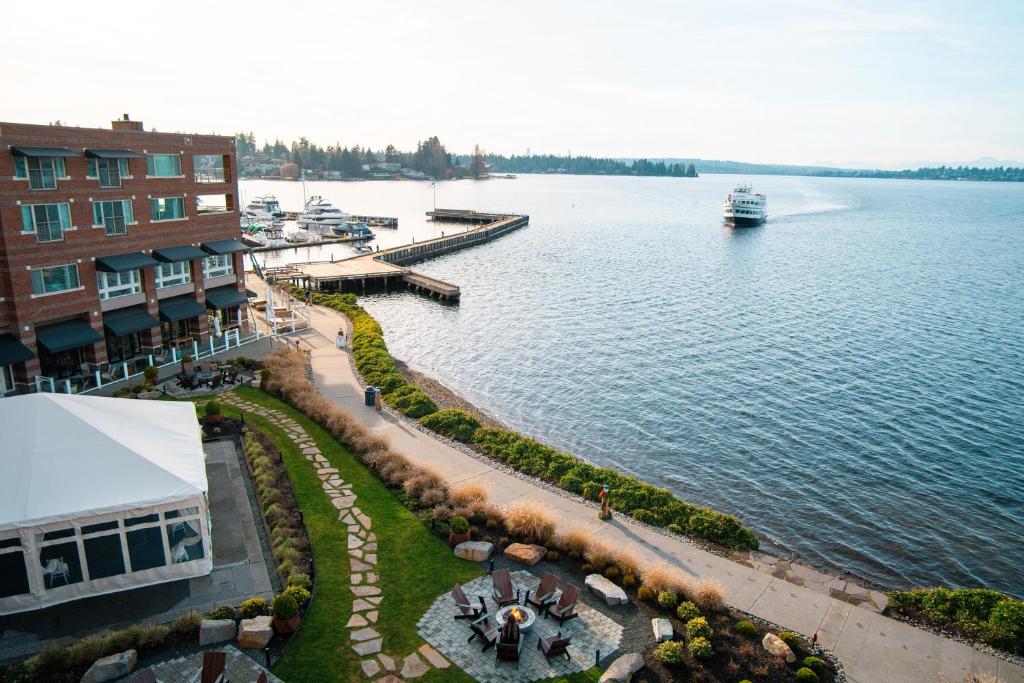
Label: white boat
xmin=246 ymin=194 xmax=285 ymax=220
xmin=283 ymin=230 xmax=310 ymax=244
xmin=330 ymin=221 xmax=375 ymax=240
xmin=296 ymin=195 xmax=351 ymax=233
xmin=723 ymin=184 xmax=767 ymax=225
xmin=353 ymin=245 xmax=374 ymax=253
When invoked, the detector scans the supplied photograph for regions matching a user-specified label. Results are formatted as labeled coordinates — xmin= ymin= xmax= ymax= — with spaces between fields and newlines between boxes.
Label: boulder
xmin=81 ymin=649 xmax=137 ymax=683
xmin=868 ymin=589 xmax=889 ymax=612
xmin=503 ymin=543 xmax=546 ymax=566
xmin=652 ymin=617 xmax=673 ymax=643
xmin=598 ymin=652 xmax=644 ymax=682
xmin=762 ymin=632 xmax=796 ymax=663
xmin=454 ymin=541 xmax=494 ymax=562
xmin=585 ymin=573 xmax=629 ymax=605
xmin=199 ymin=618 xmax=237 ymax=646
xmin=238 ymin=615 xmax=274 ymax=649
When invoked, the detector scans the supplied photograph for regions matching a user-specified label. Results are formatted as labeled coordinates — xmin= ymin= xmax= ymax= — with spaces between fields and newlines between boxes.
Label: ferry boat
xmin=723 ymin=184 xmax=767 ymax=225
xmin=296 ymin=196 xmax=351 ymax=233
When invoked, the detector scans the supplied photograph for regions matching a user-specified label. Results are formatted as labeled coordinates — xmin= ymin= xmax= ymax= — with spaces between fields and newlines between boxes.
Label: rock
xmin=503 ymin=543 xmax=546 ymax=566
xmin=378 ymin=653 xmax=396 ymax=671
xmin=869 ymin=589 xmax=889 ymax=612
xmin=585 ymin=573 xmax=629 ymax=605
xmin=237 ymin=615 xmax=274 ymax=649
xmin=400 ymin=652 xmax=429 ymax=679
xmin=199 ymin=618 xmax=236 ymax=646
xmin=137 ymin=390 xmax=161 ymax=400
xmin=418 ymin=644 xmax=450 ymax=668
xmin=762 ymin=632 xmax=796 ymax=663
xmin=352 ymin=637 xmax=383 ymax=656
xmin=652 ymin=617 xmax=673 ymax=643
xmin=81 ymin=649 xmax=137 ymax=683
xmin=361 ymin=659 xmax=381 ymax=677
xmin=598 ymin=653 xmax=644 ymax=682
xmin=454 ymin=541 xmax=494 ymax=562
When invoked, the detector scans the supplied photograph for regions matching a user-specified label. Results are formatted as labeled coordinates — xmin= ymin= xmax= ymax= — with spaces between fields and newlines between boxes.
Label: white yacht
xmin=246 ymin=194 xmax=285 ymax=220
xmin=330 ymin=221 xmax=375 ymax=240
xmin=723 ymin=184 xmax=767 ymax=225
xmin=296 ymin=195 xmax=351 ymax=233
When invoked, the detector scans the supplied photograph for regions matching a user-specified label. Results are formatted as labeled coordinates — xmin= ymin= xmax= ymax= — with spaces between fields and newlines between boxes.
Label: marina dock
xmin=262 ymin=209 xmax=528 ymax=301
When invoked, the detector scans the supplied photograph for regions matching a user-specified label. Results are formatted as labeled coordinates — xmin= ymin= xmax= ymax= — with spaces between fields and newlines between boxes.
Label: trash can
xmin=364 ymin=386 xmax=377 ymax=407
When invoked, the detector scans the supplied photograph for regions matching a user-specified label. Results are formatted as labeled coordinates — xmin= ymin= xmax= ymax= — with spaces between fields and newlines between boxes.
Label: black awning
xmin=95 ymin=252 xmax=160 ymax=273
xmin=152 ymin=245 xmax=207 ymax=263
xmin=0 ymin=334 xmax=33 ymax=365
xmin=205 ymin=286 xmax=247 ymax=310
xmin=159 ymin=296 xmax=206 ymax=322
xmin=103 ymin=307 xmax=160 ymax=338
xmin=84 ymin=148 xmax=144 ymax=159
xmin=9 ymin=146 xmax=79 ymax=157
xmin=200 ymin=238 xmax=249 ymax=255
xmin=35 ymin=320 xmax=103 ymax=354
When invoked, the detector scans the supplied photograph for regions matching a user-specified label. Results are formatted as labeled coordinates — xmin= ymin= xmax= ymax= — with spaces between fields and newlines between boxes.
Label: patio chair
xmin=122 ymin=669 xmax=157 ymax=683
xmin=491 ymin=568 xmax=519 ymax=608
xmin=200 ymin=650 xmax=226 ymax=683
xmin=546 ymin=583 xmax=580 ymax=626
xmin=538 ymin=632 xmax=572 ymax=661
xmin=451 ymin=584 xmax=487 ymax=620
xmin=182 ymin=360 xmax=196 ymax=376
xmin=98 ymin=362 xmax=120 ymax=383
xmin=178 ymin=373 xmax=198 ymax=391
xmin=225 ymin=367 xmax=241 ymax=384
xmin=466 ymin=612 xmax=501 ymax=651
xmin=256 ymin=673 xmax=268 ymax=683
xmin=201 ymin=361 xmax=215 ymax=373
xmin=41 ymin=558 xmax=70 ymax=588
xmin=209 ymin=374 xmax=224 ymax=390
xmin=495 ymin=617 xmax=522 ymax=668
xmin=525 ymin=571 xmax=560 ymax=614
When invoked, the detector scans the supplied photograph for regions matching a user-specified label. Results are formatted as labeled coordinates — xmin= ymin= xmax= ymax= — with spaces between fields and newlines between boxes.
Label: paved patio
xmin=142 ymin=644 xmax=282 ymax=682
xmin=417 ymin=570 xmax=623 ymax=683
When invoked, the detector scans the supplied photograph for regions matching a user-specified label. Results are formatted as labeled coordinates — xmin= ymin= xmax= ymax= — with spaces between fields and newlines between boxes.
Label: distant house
xmin=401 ymin=168 xmax=429 ymax=179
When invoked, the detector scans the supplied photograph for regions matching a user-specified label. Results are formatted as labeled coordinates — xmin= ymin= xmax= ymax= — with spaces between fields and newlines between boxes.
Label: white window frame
xmin=155 ymin=261 xmax=192 ymax=289
xmin=97 ymin=269 xmax=142 ymax=300
xmin=150 ymin=197 xmax=186 ymax=222
xmin=30 ymin=264 xmax=81 ymax=297
xmin=92 ymin=200 xmax=134 ymax=235
xmin=1 ymin=364 xmax=14 ymax=395
xmin=21 ymin=203 xmax=72 ymax=242
xmin=203 ymin=254 xmax=233 ymax=279
xmin=145 ymin=153 xmax=182 ymax=178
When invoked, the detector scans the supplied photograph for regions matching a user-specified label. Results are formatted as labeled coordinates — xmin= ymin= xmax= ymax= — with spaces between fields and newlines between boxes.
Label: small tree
xmin=144 ymin=365 xmax=158 ymax=385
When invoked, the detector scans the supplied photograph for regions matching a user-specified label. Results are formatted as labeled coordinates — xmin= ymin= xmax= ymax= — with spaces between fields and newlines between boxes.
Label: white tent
xmin=0 ymin=394 xmax=211 ymax=615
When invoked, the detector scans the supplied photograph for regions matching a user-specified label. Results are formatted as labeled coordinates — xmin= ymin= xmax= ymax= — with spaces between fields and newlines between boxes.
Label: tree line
xmin=813 ymin=165 xmax=1024 ymax=182
xmin=482 ymin=153 xmax=698 ymax=177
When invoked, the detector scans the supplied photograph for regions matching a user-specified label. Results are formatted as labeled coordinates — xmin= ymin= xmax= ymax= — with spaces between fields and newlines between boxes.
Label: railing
xmin=103 ymin=216 xmax=127 ymax=235
xmin=36 ymin=220 xmax=64 ymax=243
xmin=194 ymin=169 xmax=227 ymax=184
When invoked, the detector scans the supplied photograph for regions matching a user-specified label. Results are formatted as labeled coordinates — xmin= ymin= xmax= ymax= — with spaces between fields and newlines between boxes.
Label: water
xmin=244 ymin=175 xmax=1024 ymax=596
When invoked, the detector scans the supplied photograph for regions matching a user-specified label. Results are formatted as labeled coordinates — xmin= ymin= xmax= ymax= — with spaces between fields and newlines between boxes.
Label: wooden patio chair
xmin=546 ymin=583 xmax=580 ymax=625
xmin=451 ymin=583 xmax=487 ymax=620
xmin=494 ymin=617 xmax=522 ymax=667
xmin=178 ymin=373 xmax=198 ymax=391
xmin=466 ymin=612 xmax=501 ymax=651
xmin=538 ymin=632 xmax=572 ymax=661
xmin=209 ymin=374 xmax=224 ymax=390
xmin=225 ymin=367 xmax=241 ymax=384
xmin=256 ymin=673 xmax=268 ymax=683
xmin=491 ymin=568 xmax=519 ymax=608
xmin=525 ymin=571 xmax=560 ymax=614
xmin=200 ymin=650 xmax=226 ymax=683
xmin=122 ymin=669 xmax=157 ymax=683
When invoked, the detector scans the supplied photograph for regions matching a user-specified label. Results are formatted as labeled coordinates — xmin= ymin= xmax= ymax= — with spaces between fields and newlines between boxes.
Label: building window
xmin=21 ymin=203 xmax=71 ymax=242
xmin=0 ymin=542 xmax=30 ymax=598
xmin=93 ymin=200 xmax=133 ymax=235
xmin=97 ymin=270 xmax=141 ymax=300
xmin=146 ymin=154 xmax=181 ymax=177
xmin=193 ymin=154 xmax=227 ymax=183
xmin=88 ymin=158 xmax=129 ymax=187
xmin=151 ymin=197 xmax=185 ymax=221
xmin=31 ymin=264 xmax=80 ymax=295
xmin=1 ymin=365 xmax=14 ymax=396
xmin=155 ymin=261 xmax=192 ymax=288
xmin=203 ymin=254 xmax=233 ymax=279
xmin=15 ymin=156 xmax=66 ymax=189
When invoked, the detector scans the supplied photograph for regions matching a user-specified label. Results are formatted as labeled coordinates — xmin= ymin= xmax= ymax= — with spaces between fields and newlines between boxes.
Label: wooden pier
xmin=262 ymin=209 xmax=528 ymax=302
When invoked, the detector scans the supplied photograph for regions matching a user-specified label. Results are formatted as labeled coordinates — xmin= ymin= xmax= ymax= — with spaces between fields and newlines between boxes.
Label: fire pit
xmin=495 ymin=604 xmax=537 ymax=632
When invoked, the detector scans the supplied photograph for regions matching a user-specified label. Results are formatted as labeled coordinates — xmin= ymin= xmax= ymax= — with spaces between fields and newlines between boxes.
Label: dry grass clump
xmin=611 ymin=548 xmax=641 ymax=577
xmin=503 ymin=501 xmax=557 ymax=545
xmin=419 ymin=487 xmax=446 ymax=506
xmin=583 ymin=538 xmax=616 ymax=570
xmin=449 ymin=481 xmax=489 ymax=505
xmin=558 ymin=527 xmax=591 ymax=557
xmin=692 ymin=577 xmax=727 ymax=612
xmin=641 ymin=562 xmax=693 ymax=596
xmin=403 ymin=473 xmax=436 ymax=498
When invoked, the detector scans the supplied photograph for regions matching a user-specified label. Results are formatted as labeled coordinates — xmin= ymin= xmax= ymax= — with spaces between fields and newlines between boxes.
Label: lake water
xmin=243 ymin=175 xmax=1024 ymax=596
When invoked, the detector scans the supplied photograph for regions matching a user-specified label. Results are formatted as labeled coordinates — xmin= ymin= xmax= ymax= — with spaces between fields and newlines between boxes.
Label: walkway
xmin=251 ymin=278 xmax=1024 ymax=683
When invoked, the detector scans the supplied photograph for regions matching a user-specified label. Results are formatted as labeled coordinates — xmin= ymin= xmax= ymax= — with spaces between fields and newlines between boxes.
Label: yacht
xmin=246 ymin=195 xmax=285 ymax=220
xmin=330 ymin=221 xmax=375 ymax=240
xmin=723 ymin=184 xmax=767 ymax=225
xmin=296 ymin=195 xmax=351 ymax=233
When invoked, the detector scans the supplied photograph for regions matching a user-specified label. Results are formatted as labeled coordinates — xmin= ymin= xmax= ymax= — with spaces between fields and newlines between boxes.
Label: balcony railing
xmin=194 ymin=169 xmax=229 ymax=183
xmin=29 ymin=169 xmax=56 ymax=189
xmin=102 ymin=216 xmax=127 ymax=235
xmin=36 ymin=220 xmax=64 ymax=243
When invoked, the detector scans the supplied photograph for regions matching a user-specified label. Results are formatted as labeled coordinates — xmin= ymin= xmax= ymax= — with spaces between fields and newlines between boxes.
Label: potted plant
xmin=204 ymin=400 xmax=223 ymax=424
xmin=448 ymin=515 xmax=471 ymax=546
xmin=271 ymin=592 xmax=301 ymax=633
xmin=144 ymin=364 xmax=159 ymax=386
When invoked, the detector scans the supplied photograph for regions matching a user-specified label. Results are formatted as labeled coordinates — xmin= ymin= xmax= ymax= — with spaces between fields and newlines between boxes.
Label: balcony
xmin=35 ymin=221 xmax=64 ymax=243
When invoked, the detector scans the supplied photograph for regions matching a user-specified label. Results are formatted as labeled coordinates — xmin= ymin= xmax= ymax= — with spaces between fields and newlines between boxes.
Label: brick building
xmin=0 ymin=116 xmax=248 ymax=395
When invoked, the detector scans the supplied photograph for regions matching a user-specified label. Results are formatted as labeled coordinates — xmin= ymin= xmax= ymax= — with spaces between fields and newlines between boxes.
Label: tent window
xmin=84 ymin=534 xmax=126 ymax=580
xmin=41 ymin=528 xmax=76 ymax=541
xmin=0 ymin=538 xmax=21 ymax=549
xmin=126 ymin=527 xmax=165 ymax=571
xmin=125 ymin=514 xmax=160 ymax=527
xmin=165 ymin=507 xmax=200 ymax=519
xmin=166 ymin=521 xmax=204 ymax=564
xmin=39 ymin=542 xmax=83 ymax=589
xmin=0 ymin=552 xmax=30 ymax=598
xmin=82 ymin=521 xmax=119 ymax=535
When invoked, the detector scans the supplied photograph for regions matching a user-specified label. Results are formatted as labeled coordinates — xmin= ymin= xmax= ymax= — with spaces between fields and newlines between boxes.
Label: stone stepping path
xmin=218 ymin=391 xmax=450 ymax=679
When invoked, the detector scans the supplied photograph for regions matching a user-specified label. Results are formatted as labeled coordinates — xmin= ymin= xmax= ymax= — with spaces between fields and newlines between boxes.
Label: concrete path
xmin=255 ymin=281 xmax=1024 ymax=683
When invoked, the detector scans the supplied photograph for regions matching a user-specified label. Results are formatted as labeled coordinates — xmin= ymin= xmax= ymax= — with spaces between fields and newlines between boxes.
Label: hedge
xmin=420 ymin=408 xmax=480 ymax=442
xmin=887 ymin=587 xmax=1024 ymax=653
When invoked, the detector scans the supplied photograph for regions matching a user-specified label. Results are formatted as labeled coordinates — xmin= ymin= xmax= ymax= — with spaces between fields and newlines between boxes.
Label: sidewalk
xmin=253 ymin=280 xmax=1023 ymax=683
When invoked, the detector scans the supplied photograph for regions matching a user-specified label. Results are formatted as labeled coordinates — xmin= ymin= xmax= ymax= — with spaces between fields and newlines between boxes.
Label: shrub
xmin=206 ymin=605 xmax=236 ymax=620
xmin=144 ymin=365 xmax=158 ymax=384
xmin=687 ymin=636 xmax=713 ymax=659
xmin=420 ymin=408 xmax=481 ymax=442
xmin=604 ymin=566 xmax=620 ymax=580
xmin=667 ymin=523 xmax=683 ymax=535
xmin=622 ymin=574 xmax=637 ymax=587
xmin=385 ymin=385 xmax=437 ymax=418
xmin=642 ymin=563 xmax=692 ymax=596
xmin=449 ymin=481 xmax=488 ymax=505
xmin=735 ymin=620 xmax=759 ymax=638
xmin=580 ymin=563 xmax=594 ymax=574
xmin=990 ymin=599 xmax=1024 ymax=642
xmin=285 ymin=585 xmax=312 ymax=604
xmin=676 ymin=601 xmax=700 ymax=623
xmin=287 ymin=572 xmax=312 ymax=589
xmin=658 ymin=590 xmax=679 ymax=610
xmin=241 ymin=597 xmax=268 ymax=618
xmin=692 ymin=577 xmax=726 ymax=612
xmin=449 ymin=515 xmax=469 ymax=534
xmin=138 ymin=623 xmax=170 ymax=650
xmin=486 ymin=518 xmax=499 ymax=530
xmin=686 ymin=616 xmax=713 ymax=640
xmin=170 ymin=610 xmax=201 ymax=637
xmin=584 ymin=539 xmax=615 ymax=570
xmin=796 ymin=667 xmax=819 ymax=682
xmin=581 ymin=481 xmax=604 ymax=500
xmin=503 ymin=501 xmax=556 ymax=544
xmin=272 ymin=593 xmax=299 ymax=620
xmin=637 ymin=586 xmax=655 ymax=602
xmin=803 ymin=656 xmax=827 ymax=677
xmin=778 ymin=630 xmax=801 ymax=650
xmin=653 ymin=640 xmax=686 ymax=664
xmin=559 ymin=527 xmax=591 ymax=557
xmin=205 ymin=400 xmax=222 ymax=417
xmin=419 ymin=486 xmax=447 ymax=508
xmin=546 ymin=550 xmax=560 ymax=562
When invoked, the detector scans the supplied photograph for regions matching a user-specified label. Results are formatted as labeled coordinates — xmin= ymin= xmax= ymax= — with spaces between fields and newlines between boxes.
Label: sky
xmin=2 ymin=0 xmax=1022 ymax=168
